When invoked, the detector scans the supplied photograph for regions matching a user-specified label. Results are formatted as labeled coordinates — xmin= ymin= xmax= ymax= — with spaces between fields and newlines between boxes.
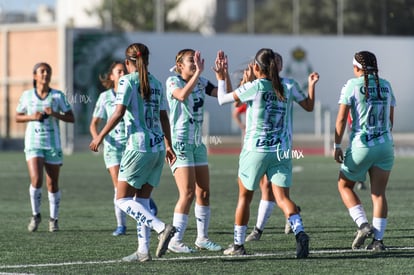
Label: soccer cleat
xmin=49 ymin=218 xmax=59 ymax=232
xmin=195 ymin=239 xmax=222 ymax=251
xmin=352 ymin=223 xmax=373 ymax=250
xmin=285 ymin=206 xmax=301 ymax=234
xmin=168 ymin=241 xmax=196 ymax=253
xmin=112 ymin=225 xmax=126 ymax=236
xmin=223 ymin=243 xmax=247 ymax=256
xmin=295 ymin=231 xmax=310 ymax=258
xmin=28 ymin=214 xmax=41 ymax=232
xmin=245 ymin=226 xmax=263 ymax=242
xmin=156 ymin=224 xmax=176 ymax=258
xmin=122 ymin=251 xmax=152 ymax=262
xmin=366 ymin=239 xmax=386 ymax=251
xmin=284 ymin=220 xmax=293 ymax=234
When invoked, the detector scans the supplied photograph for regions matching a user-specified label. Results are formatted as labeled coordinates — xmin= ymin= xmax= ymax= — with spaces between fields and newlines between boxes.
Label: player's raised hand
xmin=309 ymin=72 xmax=320 ymax=86
xmin=194 ymin=50 xmax=205 ymax=73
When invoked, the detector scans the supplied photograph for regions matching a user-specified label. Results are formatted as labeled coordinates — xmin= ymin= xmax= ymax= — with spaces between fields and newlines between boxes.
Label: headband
xmin=255 ymin=58 xmax=267 ymax=70
xmin=126 ymin=52 xmax=141 ymax=62
xmin=126 ymin=55 xmax=136 ymax=61
xmin=169 ymin=65 xmax=177 ymax=73
xmin=352 ymin=57 xmax=362 ymax=69
xmin=353 ymin=57 xmax=376 ymax=71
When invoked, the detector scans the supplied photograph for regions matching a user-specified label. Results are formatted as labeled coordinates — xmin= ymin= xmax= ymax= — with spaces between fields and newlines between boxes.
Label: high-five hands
xmin=194 ymin=50 xmax=205 ymax=74
xmin=214 ymin=50 xmax=227 ymax=80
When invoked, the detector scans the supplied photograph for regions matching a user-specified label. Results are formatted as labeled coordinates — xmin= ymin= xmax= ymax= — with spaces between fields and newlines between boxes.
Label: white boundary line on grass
xmin=1 ymin=247 xmax=414 ymax=269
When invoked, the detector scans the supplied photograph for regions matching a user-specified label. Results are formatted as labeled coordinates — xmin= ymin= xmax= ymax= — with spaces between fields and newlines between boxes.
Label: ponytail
xmin=125 ymin=43 xmax=151 ymax=101
xmin=255 ymin=48 xmax=285 ymax=101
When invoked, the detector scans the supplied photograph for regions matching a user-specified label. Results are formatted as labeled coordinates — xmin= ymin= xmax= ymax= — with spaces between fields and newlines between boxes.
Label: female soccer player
xmin=90 ymin=61 xmax=128 ymax=236
xmin=165 ymin=49 xmax=231 ymax=253
xmin=246 ymin=52 xmax=314 ymax=241
xmin=16 ymin=62 xmax=75 ymax=232
xmin=334 ymin=51 xmax=395 ymax=251
xmin=90 ymin=43 xmax=176 ymax=261
xmin=215 ymin=48 xmax=319 ymax=258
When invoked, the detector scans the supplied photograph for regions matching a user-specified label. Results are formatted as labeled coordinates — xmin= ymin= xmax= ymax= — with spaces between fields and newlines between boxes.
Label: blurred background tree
xmin=88 ymin=0 xmax=189 ymax=32
xmin=87 ymin=0 xmax=414 ymax=36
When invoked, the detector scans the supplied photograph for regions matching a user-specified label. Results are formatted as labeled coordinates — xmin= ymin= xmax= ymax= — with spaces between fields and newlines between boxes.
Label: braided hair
xmin=125 ymin=43 xmax=151 ymax=101
xmin=255 ymin=48 xmax=285 ymax=101
xmin=354 ymin=51 xmax=382 ymax=100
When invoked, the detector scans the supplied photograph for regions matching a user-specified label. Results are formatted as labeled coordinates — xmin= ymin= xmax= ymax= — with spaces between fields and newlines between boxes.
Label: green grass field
xmin=0 ymin=152 xmax=413 ymax=275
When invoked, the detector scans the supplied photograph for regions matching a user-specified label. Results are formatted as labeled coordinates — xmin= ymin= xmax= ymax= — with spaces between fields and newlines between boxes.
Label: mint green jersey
xmin=16 ymin=88 xmax=72 ymax=150
xmin=92 ymin=89 xmax=127 ymax=150
xmin=235 ymin=78 xmax=306 ymax=153
xmin=166 ymin=75 xmax=214 ymax=145
xmin=338 ymin=75 xmax=396 ymax=147
xmin=282 ymin=77 xmax=307 ymax=140
xmin=116 ymin=72 xmax=166 ymax=152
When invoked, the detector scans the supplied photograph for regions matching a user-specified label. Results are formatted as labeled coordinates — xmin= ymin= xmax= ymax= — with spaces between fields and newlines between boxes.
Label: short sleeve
xmin=116 ymin=76 xmax=132 ymax=106
xmin=92 ymin=93 xmax=107 ymax=119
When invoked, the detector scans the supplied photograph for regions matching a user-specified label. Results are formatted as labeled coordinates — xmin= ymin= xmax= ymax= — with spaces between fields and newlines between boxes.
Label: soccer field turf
xmin=0 ymin=152 xmax=413 ymax=274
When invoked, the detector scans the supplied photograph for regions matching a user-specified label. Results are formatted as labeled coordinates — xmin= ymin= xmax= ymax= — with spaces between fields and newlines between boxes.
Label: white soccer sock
xmin=288 ymin=214 xmax=305 ymax=235
xmin=135 ymin=197 xmax=151 ymax=254
xmin=114 ymin=188 xmax=126 ymax=227
xmin=234 ymin=225 xmax=247 ymax=245
xmin=195 ymin=204 xmax=210 ymax=241
xmin=256 ymin=200 xmax=276 ymax=231
xmin=348 ymin=204 xmax=368 ymax=227
xmin=171 ymin=213 xmax=188 ymax=244
xmin=372 ymin=217 xmax=387 ymax=241
xmin=48 ymin=191 xmax=61 ymax=220
xmin=29 ymin=185 xmax=42 ymax=215
xmin=116 ymin=197 xmax=164 ymax=233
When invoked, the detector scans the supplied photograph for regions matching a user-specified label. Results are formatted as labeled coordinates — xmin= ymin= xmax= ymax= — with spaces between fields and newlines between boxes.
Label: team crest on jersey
xmin=192 ymin=97 xmax=204 ymax=113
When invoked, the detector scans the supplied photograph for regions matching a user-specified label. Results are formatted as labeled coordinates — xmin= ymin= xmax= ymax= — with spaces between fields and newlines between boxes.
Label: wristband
xmin=334 ymin=143 xmax=341 ymax=149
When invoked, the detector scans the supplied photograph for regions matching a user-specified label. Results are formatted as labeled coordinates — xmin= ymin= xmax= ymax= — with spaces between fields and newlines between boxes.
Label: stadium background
xmin=1 ymin=1 xmax=413 ymax=156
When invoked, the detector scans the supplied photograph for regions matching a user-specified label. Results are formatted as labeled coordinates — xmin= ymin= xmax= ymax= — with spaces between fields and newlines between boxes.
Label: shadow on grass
xmin=308 ymin=250 xmax=414 ymax=260
xmin=164 ymin=249 xmax=414 ymax=263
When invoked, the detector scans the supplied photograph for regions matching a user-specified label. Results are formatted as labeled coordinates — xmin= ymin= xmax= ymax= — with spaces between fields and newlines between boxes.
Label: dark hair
xmin=174 ymin=49 xmax=195 ymax=74
xmin=354 ymin=51 xmax=382 ymax=100
xmin=125 ymin=43 xmax=151 ymax=101
xmin=274 ymin=52 xmax=283 ymax=72
xmin=32 ymin=62 xmax=52 ymax=89
xmin=99 ymin=61 xmax=125 ymax=89
xmin=255 ymin=48 xmax=285 ymax=101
